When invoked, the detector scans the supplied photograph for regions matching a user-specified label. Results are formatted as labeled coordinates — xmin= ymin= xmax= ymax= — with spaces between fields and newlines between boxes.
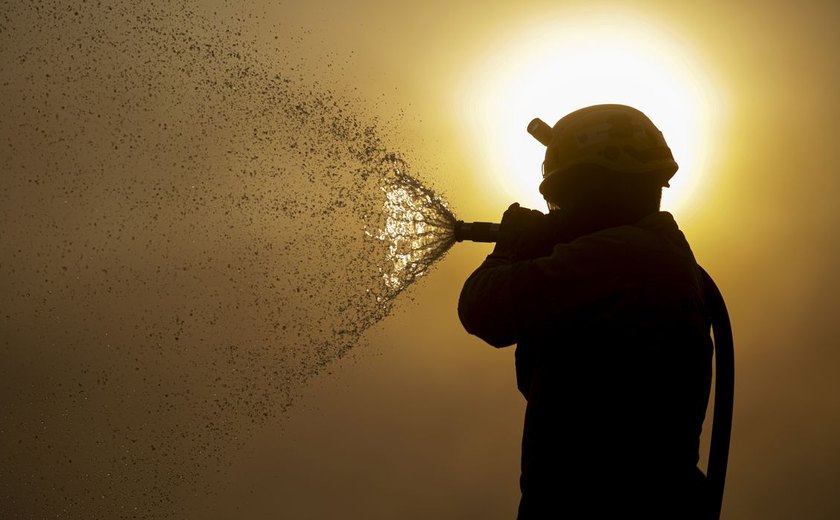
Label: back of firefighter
xmin=458 ymin=105 xmax=713 ymax=519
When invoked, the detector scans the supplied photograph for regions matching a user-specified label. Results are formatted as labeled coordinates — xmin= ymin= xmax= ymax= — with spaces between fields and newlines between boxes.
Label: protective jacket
xmin=458 ymin=211 xmax=712 ymax=519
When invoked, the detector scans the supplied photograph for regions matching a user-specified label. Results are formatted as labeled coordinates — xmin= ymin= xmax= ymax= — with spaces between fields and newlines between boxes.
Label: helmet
xmin=528 ymin=104 xmax=678 ymax=200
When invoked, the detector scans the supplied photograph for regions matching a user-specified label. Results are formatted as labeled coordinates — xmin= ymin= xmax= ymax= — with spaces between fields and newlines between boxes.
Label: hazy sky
xmin=3 ymin=1 xmax=840 ymax=519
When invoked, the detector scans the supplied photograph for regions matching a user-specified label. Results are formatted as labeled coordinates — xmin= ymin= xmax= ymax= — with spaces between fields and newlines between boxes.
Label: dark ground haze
xmin=0 ymin=2 xmax=455 ymax=517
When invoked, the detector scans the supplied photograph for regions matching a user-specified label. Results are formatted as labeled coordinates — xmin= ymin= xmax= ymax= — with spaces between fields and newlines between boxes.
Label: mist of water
xmin=0 ymin=2 xmax=458 ymax=518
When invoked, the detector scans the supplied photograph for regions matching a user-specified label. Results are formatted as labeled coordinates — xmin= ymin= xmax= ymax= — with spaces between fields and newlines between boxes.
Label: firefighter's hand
xmin=492 ymin=203 xmax=553 ymax=261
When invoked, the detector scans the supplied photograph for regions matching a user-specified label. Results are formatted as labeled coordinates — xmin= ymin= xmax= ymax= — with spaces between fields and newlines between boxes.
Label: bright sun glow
xmin=455 ymin=10 xmax=725 ymax=215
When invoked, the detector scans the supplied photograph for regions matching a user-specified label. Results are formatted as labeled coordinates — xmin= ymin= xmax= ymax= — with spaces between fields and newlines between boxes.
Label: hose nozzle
xmin=453 ymin=221 xmax=500 ymax=243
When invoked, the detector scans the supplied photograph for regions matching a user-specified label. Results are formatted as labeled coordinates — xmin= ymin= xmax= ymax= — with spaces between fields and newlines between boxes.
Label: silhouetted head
xmin=528 ymin=104 xmax=677 ymax=224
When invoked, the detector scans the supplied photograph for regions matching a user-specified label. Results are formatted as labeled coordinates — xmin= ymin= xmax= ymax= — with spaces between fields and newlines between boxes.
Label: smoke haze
xmin=3 ymin=1 xmax=840 ymax=519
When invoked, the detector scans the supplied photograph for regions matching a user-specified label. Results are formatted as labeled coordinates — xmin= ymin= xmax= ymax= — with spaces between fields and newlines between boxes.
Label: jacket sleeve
xmin=457 ymin=227 xmax=649 ymax=348
xmin=457 ymin=255 xmax=536 ymax=348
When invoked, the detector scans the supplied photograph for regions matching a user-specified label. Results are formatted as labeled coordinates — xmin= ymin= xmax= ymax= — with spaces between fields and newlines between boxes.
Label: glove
xmin=491 ymin=203 xmax=554 ymax=261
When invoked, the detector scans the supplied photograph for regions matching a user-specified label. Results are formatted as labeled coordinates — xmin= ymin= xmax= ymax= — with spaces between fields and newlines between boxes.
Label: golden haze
xmin=3 ymin=1 xmax=840 ymax=520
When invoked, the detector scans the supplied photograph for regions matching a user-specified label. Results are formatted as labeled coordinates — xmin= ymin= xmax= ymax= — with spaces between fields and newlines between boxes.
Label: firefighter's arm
xmin=458 ymin=219 xmax=636 ymax=348
xmin=458 ymin=257 xmax=531 ymax=347
xmin=457 ymin=204 xmax=555 ymax=347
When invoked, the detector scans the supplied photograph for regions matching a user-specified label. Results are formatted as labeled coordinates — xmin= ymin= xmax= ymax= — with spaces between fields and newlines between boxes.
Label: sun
xmin=454 ymin=10 xmax=724 ymax=216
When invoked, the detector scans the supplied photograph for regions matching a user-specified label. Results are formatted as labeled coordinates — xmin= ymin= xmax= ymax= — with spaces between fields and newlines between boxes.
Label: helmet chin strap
xmin=528 ymin=118 xmax=555 ymax=214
